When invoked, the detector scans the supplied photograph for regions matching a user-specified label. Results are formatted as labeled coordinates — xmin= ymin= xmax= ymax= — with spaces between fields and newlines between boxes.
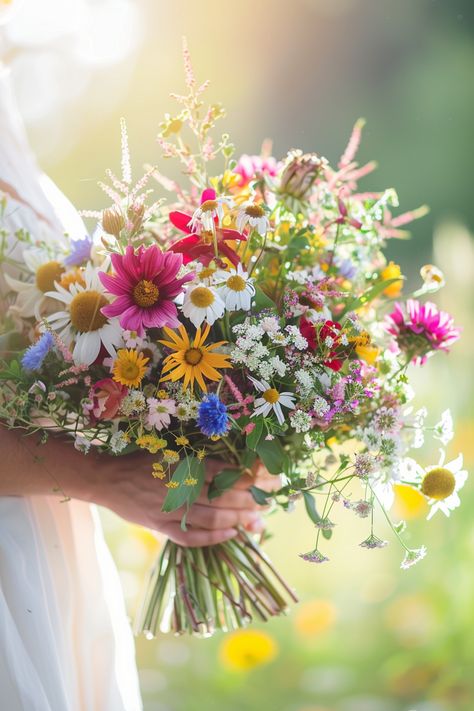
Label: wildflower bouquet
xmin=0 ymin=45 xmax=465 ymax=637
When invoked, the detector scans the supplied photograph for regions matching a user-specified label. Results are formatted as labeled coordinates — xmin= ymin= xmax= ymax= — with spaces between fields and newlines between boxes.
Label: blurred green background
xmin=5 ymin=0 xmax=474 ymax=709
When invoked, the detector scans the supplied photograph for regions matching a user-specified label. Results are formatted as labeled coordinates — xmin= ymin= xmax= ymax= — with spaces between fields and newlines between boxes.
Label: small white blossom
xmin=290 ymin=410 xmax=312 ymax=433
xmin=110 ymin=430 xmax=130 ymax=454
xmin=401 ymin=546 xmax=427 ymax=570
xmin=433 ymin=409 xmax=454 ymax=446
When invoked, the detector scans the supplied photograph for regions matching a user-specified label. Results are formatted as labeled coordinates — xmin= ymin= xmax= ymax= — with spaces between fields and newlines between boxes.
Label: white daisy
xmin=44 ymin=262 xmax=122 ymax=366
xmin=188 ymin=195 xmax=233 ymax=233
xmin=4 ymin=247 xmax=66 ymax=319
xmin=215 ymin=263 xmax=256 ymax=312
xmin=420 ymin=451 xmax=467 ymax=520
xmin=236 ymin=201 xmax=269 ymax=237
xmin=248 ymin=375 xmax=296 ymax=425
xmin=181 ymin=284 xmax=225 ymax=327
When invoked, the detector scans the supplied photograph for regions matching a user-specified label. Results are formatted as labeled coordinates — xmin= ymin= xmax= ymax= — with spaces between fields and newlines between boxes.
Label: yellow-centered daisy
xmin=159 ymin=323 xmax=231 ymax=392
xmin=112 ymin=349 xmax=149 ymax=388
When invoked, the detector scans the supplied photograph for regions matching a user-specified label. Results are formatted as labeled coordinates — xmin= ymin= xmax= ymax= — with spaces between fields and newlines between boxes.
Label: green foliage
xmin=161 ymin=456 xmax=205 ymax=513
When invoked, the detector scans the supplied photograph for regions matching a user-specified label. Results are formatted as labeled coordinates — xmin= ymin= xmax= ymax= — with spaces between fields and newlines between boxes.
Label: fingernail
xmin=246 ymin=518 xmax=264 ymax=533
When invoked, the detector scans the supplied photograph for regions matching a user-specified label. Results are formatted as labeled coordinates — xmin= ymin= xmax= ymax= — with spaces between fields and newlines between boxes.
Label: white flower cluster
xmin=231 ymin=320 xmax=290 ymax=380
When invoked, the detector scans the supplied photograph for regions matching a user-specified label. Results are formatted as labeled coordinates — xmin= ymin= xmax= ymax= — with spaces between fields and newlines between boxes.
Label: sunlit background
xmin=2 ymin=1 xmax=474 ymax=709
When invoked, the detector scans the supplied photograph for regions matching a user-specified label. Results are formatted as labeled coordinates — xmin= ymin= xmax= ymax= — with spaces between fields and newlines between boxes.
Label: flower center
xmin=200 ymin=199 xmax=218 ymax=213
xmin=245 ymin=204 xmax=265 ymax=218
xmin=226 ymin=275 xmax=246 ymax=292
xmin=184 ymin=347 xmax=203 ymax=365
xmin=70 ymin=291 xmax=109 ymax=332
xmin=200 ymin=230 xmax=214 ymax=245
xmin=133 ymin=280 xmax=160 ymax=308
xmin=36 ymin=261 xmax=65 ymax=293
xmin=190 ymin=286 xmax=215 ymax=308
xmin=59 ymin=270 xmax=86 ymax=290
xmin=421 ymin=467 xmax=456 ymax=500
xmin=263 ymin=388 xmax=280 ymax=404
xmin=121 ymin=362 xmax=140 ymax=380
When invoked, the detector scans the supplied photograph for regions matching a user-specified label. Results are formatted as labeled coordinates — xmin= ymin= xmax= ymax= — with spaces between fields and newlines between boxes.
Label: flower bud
xmin=102 ymin=207 xmax=125 ymax=237
xmin=127 ymin=202 xmax=146 ymax=233
xmin=279 ymin=150 xmax=325 ymax=201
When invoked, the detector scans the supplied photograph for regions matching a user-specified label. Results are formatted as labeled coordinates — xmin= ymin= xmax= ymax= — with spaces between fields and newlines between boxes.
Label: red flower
xmin=169 ymin=189 xmax=246 ymax=267
xmin=299 ymin=317 xmax=344 ymax=371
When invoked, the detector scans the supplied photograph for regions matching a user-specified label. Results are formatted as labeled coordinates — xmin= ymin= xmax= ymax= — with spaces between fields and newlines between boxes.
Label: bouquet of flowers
xmin=0 ymin=44 xmax=465 ymax=637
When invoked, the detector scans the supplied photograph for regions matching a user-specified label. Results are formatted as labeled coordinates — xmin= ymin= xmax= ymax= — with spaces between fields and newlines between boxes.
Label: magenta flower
xmin=386 ymin=299 xmax=460 ymax=364
xmin=99 ymin=245 xmax=193 ymax=333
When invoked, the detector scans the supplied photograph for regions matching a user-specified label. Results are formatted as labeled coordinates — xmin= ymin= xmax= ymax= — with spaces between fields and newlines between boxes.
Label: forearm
xmin=0 ymin=426 xmax=100 ymax=500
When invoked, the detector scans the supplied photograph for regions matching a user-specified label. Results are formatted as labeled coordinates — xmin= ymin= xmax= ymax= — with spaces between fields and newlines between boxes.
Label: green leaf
xmin=342 ymin=278 xmax=401 ymax=315
xmin=241 ymin=450 xmax=257 ymax=468
xmin=256 ymin=437 xmax=288 ymax=475
xmin=303 ymin=491 xmax=333 ymax=539
xmin=249 ymin=486 xmax=270 ymax=505
xmin=286 ymin=234 xmax=309 ymax=260
xmin=246 ymin=418 xmax=264 ymax=450
xmin=161 ymin=456 xmax=204 ymax=513
xmin=252 ymin=285 xmax=275 ymax=311
xmin=208 ymin=468 xmax=242 ymax=500
xmin=302 ymin=490 xmax=321 ymax=525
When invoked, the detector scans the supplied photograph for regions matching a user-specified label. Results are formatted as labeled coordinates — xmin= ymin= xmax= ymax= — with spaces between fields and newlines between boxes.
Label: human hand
xmin=80 ymin=452 xmax=278 ymax=547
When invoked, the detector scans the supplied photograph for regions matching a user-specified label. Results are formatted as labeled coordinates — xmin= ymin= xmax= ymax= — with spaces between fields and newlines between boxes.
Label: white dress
xmin=0 ymin=66 xmax=143 ymax=711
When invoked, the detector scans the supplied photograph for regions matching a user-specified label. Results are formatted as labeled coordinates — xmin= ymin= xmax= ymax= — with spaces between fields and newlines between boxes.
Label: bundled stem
xmin=135 ymin=529 xmax=297 ymax=637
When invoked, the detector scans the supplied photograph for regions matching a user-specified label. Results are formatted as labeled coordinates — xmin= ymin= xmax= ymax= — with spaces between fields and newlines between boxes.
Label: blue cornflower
xmin=197 ymin=394 xmax=229 ymax=437
xmin=64 ymin=236 xmax=93 ymax=266
xmin=21 ymin=332 xmax=54 ymax=371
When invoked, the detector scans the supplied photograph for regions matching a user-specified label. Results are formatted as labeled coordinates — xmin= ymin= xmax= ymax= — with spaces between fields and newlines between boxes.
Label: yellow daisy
xmin=112 ymin=348 xmax=149 ymax=388
xmin=159 ymin=323 xmax=231 ymax=392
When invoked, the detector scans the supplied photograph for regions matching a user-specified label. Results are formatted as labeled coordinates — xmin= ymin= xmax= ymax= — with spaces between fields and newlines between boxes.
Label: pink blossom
xmin=386 ymin=299 xmax=460 ymax=364
xmin=99 ymin=245 xmax=193 ymax=334
xmin=146 ymin=397 xmax=176 ymax=431
xmin=89 ymin=378 xmax=128 ymax=421
xmin=234 ymin=154 xmax=280 ymax=187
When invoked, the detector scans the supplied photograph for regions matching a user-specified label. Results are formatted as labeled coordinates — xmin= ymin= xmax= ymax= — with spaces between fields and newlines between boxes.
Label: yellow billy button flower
xmin=136 ymin=435 xmax=167 ymax=454
xmin=175 ymin=435 xmax=189 ymax=446
xmin=163 ymin=449 xmax=180 ymax=464
xmin=165 ymin=481 xmax=180 ymax=489
xmin=159 ymin=323 xmax=231 ymax=392
xmin=152 ymin=463 xmax=166 ymax=479
xmin=381 ymin=261 xmax=403 ymax=298
xmin=219 ymin=629 xmax=278 ymax=671
xmin=421 ymin=467 xmax=456 ymax=500
xmin=113 ymin=349 xmax=149 ymax=388
xmin=184 ymin=477 xmax=198 ymax=486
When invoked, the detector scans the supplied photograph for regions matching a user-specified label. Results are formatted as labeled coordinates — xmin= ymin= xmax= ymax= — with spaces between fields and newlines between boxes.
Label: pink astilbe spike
xmin=120 ymin=117 xmax=132 ymax=185
xmin=98 ymin=181 xmax=123 ymax=206
xmin=390 ymin=204 xmax=430 ymax=227
xmin=339 ymin=118 xmax=366 ymax=169
xmin=105 ymin=168 xmax=129 ymax=194
xmin=182 ymin=37 xmax=195 ymax=91
xmin=224 ymin=375 xmax=245 ymax=404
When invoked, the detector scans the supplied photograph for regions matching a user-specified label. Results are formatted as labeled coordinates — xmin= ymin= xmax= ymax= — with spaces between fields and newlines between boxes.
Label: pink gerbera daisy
xmin=386 ymin=299 xmax=460 ymax=364
xmin=99 ymin=245 xmax=193 ymax=333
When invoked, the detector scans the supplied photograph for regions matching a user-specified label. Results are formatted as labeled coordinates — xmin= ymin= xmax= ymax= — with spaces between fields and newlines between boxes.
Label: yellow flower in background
xmin=294 ymin=599 xmax=337 ymax=638
xmin=355 ymin=343 xmax=380 ymax=365
xmin=381 ymin=261 xmax=403 ymax=297
xmin=393 ymin=483 xmax=428 ymax=520
xmin=219 ymin=629 xmax=278 ymax=671
xmin=126 ymin=523 xmax=160 ymax=555
xmin=113 ymin=348 xmax=149 ymax=388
